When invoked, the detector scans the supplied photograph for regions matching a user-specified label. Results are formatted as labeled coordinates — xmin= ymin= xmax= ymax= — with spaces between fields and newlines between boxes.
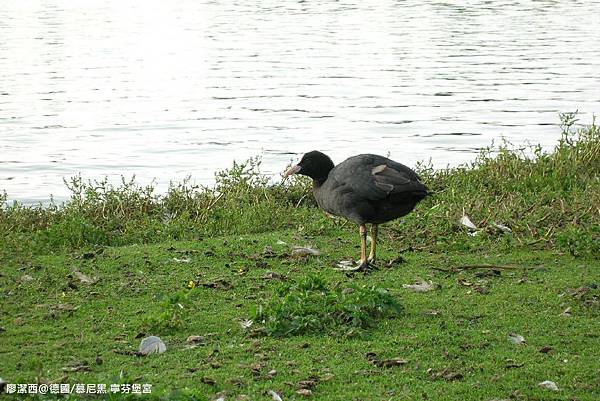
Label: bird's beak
xmin=285 ymin=164 xmax=301 ymax=176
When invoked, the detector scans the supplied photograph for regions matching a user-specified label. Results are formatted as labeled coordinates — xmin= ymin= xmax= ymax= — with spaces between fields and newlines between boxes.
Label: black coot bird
xmin=286 ymin=151 xmax=429 ymax=271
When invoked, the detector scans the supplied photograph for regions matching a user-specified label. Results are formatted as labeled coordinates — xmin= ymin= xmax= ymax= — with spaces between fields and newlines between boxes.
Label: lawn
xmin=2 ymin=229 xmax=599 ymax=400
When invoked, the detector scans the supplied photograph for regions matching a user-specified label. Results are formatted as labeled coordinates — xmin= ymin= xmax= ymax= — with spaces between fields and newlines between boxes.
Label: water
xmin=1 ymin=0 xmax=599 ymax=203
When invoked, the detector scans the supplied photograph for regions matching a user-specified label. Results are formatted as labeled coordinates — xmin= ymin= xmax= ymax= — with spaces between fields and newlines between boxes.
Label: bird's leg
xmin=357 ymin=224 xmax=370 ymax=271
xmin=368 ymin=224 xmax=378 ymax=264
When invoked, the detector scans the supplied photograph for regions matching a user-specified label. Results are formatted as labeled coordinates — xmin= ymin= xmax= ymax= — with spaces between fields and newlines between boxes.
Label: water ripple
xmin=1 ymin=0 xmax=599 ymax=203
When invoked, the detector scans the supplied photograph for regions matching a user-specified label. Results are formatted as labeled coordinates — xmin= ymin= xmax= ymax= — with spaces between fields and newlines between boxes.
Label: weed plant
xmin=1 ymin=114 xmax=598 ymax=261
xmin=254 ymin=275 xmax=403 ymax=337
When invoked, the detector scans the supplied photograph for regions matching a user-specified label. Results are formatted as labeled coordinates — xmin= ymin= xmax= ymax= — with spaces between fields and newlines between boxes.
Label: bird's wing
xmin=370 ymin=164 xmax=412 ymax=193
xmin=331 ymin=156 xmax=425 ymax=202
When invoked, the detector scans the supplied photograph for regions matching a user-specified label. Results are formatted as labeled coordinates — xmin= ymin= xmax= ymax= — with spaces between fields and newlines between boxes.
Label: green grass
xmin=1 ymin=113 xmax=599 ymax=400
xmin=2 ymin=114 xmax=599 ymax=262
xmin=255 ymin=274 xmax=403 ymax=337
xmin=1 ymin=232 xmax=598 ymax=400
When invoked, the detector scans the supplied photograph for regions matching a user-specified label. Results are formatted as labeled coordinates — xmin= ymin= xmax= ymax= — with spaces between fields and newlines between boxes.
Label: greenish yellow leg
xmin=368 ymin=224 xmax=378 ymax=263
xmin=359 ymin=224 xmax=368 ymax=267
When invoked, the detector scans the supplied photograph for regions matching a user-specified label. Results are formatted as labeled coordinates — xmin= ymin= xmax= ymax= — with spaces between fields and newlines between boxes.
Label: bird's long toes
xmin=356 ymin=261 xmax=372 ymax=273
xmin=334 ymin=260 xmax=374 ymax=273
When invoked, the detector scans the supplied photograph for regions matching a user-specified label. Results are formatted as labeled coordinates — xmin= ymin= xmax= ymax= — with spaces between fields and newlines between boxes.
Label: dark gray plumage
xmin=286 ymin=150 xmax=429 ymax=271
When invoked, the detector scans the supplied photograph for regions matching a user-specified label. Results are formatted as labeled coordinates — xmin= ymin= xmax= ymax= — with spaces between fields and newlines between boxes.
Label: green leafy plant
xmin=254 ymin=275 xmax=402 ymax=337
xmin=1 ymin=114 xmax=598 ymax=260
xmin=142 ymin=289 xmax=196 ymax=332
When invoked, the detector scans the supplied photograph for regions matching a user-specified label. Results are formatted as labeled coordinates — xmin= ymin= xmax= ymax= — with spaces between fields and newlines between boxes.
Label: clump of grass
xmin=1 ymin=114 xmax=598 ymax=261
xmin=254 ymin=275 xmax=402 ymax=337
xmin=0 ymin=158 xmax=315 ymax=261
xmin=142 ymin=288 xmax=196 ymax=332
xmin=397 ymin=112 xmax=600 ymax=257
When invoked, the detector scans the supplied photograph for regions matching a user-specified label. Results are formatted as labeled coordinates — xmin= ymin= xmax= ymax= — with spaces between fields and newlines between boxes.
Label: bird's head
xmin=285 ymin=150 xmax=335 ymax=185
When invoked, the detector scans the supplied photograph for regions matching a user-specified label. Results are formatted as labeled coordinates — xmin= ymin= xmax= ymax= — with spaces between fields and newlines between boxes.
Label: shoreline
xmin=4 ymin=117 xmax=592 ymax=206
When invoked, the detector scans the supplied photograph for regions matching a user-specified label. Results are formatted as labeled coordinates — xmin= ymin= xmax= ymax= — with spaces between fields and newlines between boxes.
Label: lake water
xmin=1 ymin=0 xmax=599 ymax=203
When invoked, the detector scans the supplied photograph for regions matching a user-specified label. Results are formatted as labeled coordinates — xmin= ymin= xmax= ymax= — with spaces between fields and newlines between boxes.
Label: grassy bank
xmin=1 ymin=116 xmax=599 ymax=262
xmin=1 ymin=114 xmax=599 ymax=400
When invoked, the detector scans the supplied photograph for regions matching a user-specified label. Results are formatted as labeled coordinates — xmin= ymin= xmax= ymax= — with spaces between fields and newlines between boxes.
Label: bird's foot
xmin=334 ymin=259 xmax=373 ymax=273
xmin=356 ymin=261 xmax=372 ymax=272
xmin=362 ymin=257 xmax=381 ymax=271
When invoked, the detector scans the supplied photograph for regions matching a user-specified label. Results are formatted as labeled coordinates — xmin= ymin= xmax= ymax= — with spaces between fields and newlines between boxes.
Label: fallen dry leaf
xmin=200 ymin=279 xmax=233 ymax=291
xmin=228 ymin=377 xmax=245 ymax=387
xmin=374 ymin=358 xmax=408 ymax=368
xmin=538 ymin=380 xmax=559 ymax=391
xmin=428 ymin=368 xmax=463 ymax=381
xmin=504 ymin=359 xmax=525 ymax=369
xmin=460 ymin=215 xmax=477 ymax=230
xmin=201 ymin=377 xmax=216 ymax=385
xmin=268 ymin=390 xmax=283 ymax=401
xmin=186 ymin=335 xmax=206 ymax=345
xmin=291 ymin=246 xmax=321 ymax=257
xmin=474 ymin=285 xmax=489 ymax=294
xmin=247 ymin=327 xmax=267 ymax=338
xmin=366 ymin=352 xmax=408 ymax=368
xmin=386 ymin=256 xmax=406 ymax=268
xmin=50 ymin=303 xmax=78 ymax=312
xmin=263 ymin=245 xmax=276 ymax=257
xmin=263 ymin=271 xmax=288 ymax=281
xmin=320 ymin=373 xmax=334 ymax=382
xmin=402 ymin=278 xmax=437 ymax=292
xmin=170 ymin=248 xmax=202 ymax=254
xmin=508 ymin=333 xmax=526 ymax=345
xmin=48 ymin=303 xmax=79 ymax=318
xmin=561 ymin=307 xmax=572 ymax=317
xmin=71 ymin=270 xmax=96 ymax=284
xmin=564 ymin=285 xmax=599 ymax=303
xmin=139 ymin=336 xmax=166 ymax=355
xmin=457 ymin=278 xmax=473 ymax=287
xmin=333 ymin=260 xmax=361 ymax=271
xmin=239 ymin=319 xmax=254 ymax=329
xmin=61 ymin=362 xmax=92 ymax=373
xmin=250 ymin=362 xmax=265 ymax=375
xmin=443 ymin=371 xmax=463 ymax=381
xmin=298 ymin=379 xmax=318 ymax=389
xmin=296 ymin=388 xmax=312 ymax=396
xmin=539 ymin=346 xmax=554 ymax=354
xmin=493 ymin=223 xmax=512 ymax=233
